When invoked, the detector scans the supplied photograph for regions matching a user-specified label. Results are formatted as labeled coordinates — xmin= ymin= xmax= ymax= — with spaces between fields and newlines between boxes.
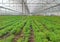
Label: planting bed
xmin=0 ymin=16 xmax=60 ymax=42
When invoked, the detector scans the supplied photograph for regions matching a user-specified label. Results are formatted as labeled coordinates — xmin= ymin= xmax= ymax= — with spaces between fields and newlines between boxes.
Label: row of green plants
xmin=0 ymin=16 xmax=28 ymax=42
xmin=0 ymin=16 xmax=60 ymax=42
xmin=17 ymin=19 xmax=31 ymax=42
xmin=32 ymin=16 xmax=60 ymax=42
xmin=0 ymin=16 xmax=26 ymax=28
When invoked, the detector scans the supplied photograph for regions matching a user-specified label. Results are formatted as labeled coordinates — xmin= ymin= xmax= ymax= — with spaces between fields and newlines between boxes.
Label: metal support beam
xmin=22 ymin=0 xmax=30 ymax=14
xmin=42 ymin=4 xmax=60 ymax=11
xmin=0 ymin=6 xmax=20 ymax=13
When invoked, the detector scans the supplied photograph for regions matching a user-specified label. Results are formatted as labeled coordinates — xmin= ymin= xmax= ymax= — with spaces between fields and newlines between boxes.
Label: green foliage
xmin=0 ymin=16 xmax=60 ymax=42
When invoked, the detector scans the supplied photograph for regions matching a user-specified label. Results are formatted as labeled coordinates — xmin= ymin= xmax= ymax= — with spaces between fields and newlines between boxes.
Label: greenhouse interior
xmin=0 ymin=0 xmax=60 ymax=42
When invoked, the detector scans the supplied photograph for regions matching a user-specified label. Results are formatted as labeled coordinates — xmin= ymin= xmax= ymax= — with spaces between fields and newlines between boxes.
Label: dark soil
xmin=28 ymin=25 xmax=34 ymax=42
xmin=0 ymin=32 xmax=10 ymax=39
xmin=13 ymin=22 xmax=26 ymax=42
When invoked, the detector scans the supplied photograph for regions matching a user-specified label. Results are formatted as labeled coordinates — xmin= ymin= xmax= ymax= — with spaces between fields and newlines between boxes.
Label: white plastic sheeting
xmin=0 ymin=0 xmax=60 ymax=15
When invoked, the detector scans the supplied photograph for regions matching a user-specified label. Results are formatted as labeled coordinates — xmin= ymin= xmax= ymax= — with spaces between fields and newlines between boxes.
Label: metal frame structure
xmin=0 ymin=0 xmax=60 ymax=15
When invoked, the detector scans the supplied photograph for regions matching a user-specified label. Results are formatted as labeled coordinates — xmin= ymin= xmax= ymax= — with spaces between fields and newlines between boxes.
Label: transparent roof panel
xmin=0 ymin=0 xmax=60 ymax=15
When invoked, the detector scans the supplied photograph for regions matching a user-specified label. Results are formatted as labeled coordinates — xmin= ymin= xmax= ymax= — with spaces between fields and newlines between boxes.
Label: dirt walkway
xmin=28 ymin=25 xmax=35 ymax=42
xmin=13 ymin=22 xmax=26 ymax=42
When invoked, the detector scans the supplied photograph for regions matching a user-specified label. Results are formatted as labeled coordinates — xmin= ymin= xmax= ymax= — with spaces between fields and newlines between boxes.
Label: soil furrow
xmin=0 ymin=32 xmax=10 ymax=39
xmin=28 ymin=25 xmax=34 ymax=42
xmin=13 ymin=22 xmax=26 ymax=42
